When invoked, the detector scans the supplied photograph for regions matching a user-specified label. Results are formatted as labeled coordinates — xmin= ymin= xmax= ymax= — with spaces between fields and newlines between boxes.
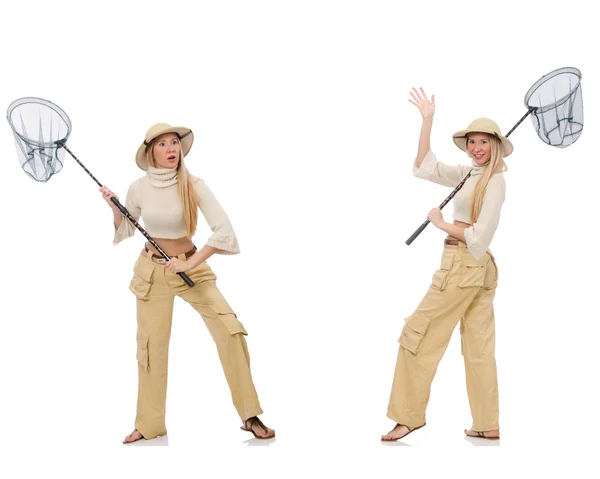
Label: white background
xmin=1 ymin=0 xmax=598 ymax=477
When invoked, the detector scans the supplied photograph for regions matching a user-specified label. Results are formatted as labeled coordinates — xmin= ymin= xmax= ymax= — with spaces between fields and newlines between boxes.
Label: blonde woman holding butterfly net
xmin=6 ymin=100 xmax=277 ymax=443
xmin=102 ymin=123 xmax=276 ymax=444
xmin=382 ymin=88 xmax=509 ymax=441
xmin=382 ymin=67 xmax=583 ymax=442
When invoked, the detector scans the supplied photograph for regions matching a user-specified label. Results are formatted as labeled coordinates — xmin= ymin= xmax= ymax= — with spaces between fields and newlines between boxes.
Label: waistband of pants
xmin=444 ymin=238 xmax=466 ymax=247
xmin=144 ymin=245 xmax=197 ymax=263
xmin=444 ymin=239 xmax=495 ymax=262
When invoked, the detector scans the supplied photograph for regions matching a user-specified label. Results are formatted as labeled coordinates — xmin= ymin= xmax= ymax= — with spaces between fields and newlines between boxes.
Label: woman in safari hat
xmin=381 ymin=88 xmax=511 ymax=442
xmin=99 ymin=123 xmax=275 ymax=443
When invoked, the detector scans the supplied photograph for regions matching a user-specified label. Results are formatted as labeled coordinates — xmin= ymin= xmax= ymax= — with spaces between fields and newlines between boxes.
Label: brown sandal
xmin=381 ymin=423 xmax=426 ymax=442
xmin=241 ymin=416 xmax=275 ymax=439
xmin=122 ymin=429 xmax=144 ymax=444
xmin=464 ymin=429 xmax=500 ymax=440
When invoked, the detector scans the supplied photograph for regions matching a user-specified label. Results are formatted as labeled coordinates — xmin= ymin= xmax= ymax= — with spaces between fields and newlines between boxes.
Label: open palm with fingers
xmin=408 ymin=87 xmax=435 ymax=119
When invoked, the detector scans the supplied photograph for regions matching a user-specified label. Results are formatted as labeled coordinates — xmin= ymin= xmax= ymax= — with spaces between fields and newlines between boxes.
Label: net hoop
xmin=6 ymin=97 xmax=72 ymax=147
xmin=524 ymin=67 xmax=582 ymax=114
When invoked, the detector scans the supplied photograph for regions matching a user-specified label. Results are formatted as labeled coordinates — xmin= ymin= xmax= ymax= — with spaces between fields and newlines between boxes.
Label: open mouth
xmin=167 ymin=155 xmax=177 ymax=161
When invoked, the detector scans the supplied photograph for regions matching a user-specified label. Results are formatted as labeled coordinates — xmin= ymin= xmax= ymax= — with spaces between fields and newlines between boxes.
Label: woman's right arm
xmin=99 ymin=186 xmax=121 ymax=224
xmin=408 ymin=87 xmax=470 ymax=187
xmin=99 ymin=182 xmax=140 ymax=244
xmin=100 ymin=186 xmax=125 ymax=228
xmin=409 ymin=87 xmax=435 ymax=168
xmin=415 ymin=117 xmax=434 ymax=168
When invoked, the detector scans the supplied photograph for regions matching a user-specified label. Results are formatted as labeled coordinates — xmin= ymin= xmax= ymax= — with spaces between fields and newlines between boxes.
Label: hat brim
xmin=136 ymin=126 xmax=194 ymax=171
xmin=453 ymin=128 xmax=513 ymax=157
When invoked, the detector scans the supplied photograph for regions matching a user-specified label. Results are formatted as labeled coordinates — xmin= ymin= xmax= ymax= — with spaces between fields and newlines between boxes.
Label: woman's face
xmin=152 ymin=133 xmax=181 ymax=168
xmin=467 ymin=133 xmax=491 ymax=165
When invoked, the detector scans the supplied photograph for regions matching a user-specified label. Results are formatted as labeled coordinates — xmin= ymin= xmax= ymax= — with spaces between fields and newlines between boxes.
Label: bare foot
xmin=123 ymin=429 xmax=144 ymax=444
xmin=381 ymin=423 xmax=425 ymax=441
xmin=464 ymin=428 xmax=500 ymax=439
xmin=241 ymin=416 xmax=275 ymax=439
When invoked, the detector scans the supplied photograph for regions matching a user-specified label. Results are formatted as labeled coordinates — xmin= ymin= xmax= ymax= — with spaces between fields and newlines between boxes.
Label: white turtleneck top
xmin=413 ymin=150 xmax=506 ymax=259
xmin=113 ymin=166 xmax=239 ymax=254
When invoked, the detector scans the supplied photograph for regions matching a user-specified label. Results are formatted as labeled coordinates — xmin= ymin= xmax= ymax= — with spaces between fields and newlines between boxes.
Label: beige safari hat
xmin=135 ymin=123 xmax=194 ymax=171
xmin=452 ymin=117 xmax=513 ymax=157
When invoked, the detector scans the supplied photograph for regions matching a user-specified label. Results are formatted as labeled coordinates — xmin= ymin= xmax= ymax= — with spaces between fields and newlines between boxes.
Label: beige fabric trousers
xmin=387 ymin=242 xmax=500 ymax=431
xmin=129 ymin=250 xmax=263 ymax=439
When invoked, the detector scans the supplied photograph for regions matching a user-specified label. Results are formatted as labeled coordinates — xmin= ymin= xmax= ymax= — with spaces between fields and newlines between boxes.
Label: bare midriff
xmin=145 ymin=237 xmax=195 ymax=256
xmin=446 ymin=220 xmax=471 ymax=242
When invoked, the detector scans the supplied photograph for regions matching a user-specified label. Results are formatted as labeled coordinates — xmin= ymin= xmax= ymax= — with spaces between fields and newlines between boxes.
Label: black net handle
xmin=57 ymin=140 xmax=195 ymax=287
xmin=405 ymin=108 xmax=533 ymax=245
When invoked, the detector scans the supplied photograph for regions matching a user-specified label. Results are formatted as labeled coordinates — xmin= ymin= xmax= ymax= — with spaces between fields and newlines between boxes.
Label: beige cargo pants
xmin=387 ymin=242 xmax=500 ymax=432
xmin=129 ymin=250 xmax=263 ymax=439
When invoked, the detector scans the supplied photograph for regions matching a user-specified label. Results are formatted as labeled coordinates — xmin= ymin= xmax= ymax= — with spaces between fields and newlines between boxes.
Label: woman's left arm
xmin=165 ymin=245 xmax=226 ymax=273
xmin=429 ymin=175 xmax=506 ymax=259
xmin=187 ymin=242 xmax=236 ymax=269
xmin=427 ymin=213 xmax=468 ymax=242
xmin=164 ymin=178 xmax=241 ymax=274
xmin=194 ymin=178 xmax=240 ymax=253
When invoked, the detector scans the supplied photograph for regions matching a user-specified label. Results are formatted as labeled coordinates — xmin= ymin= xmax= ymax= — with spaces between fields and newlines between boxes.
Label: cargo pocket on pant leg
xmin=136 ymin=332 xmax=149 ymax=371
xmin=458 ymin=258 xmax=486 ymax=288
xmin=211 ymin=302 xmax=248 ymax=336
xmin=398 ymin=312 xmax=431 ymax=355
xmin=430 ymin=251 xmax=455 ymax=291
xmin=129 ymin=258 xmax=155 ymax=300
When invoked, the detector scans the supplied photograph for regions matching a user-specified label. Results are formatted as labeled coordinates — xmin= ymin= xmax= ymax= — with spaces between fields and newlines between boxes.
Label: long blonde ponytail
xmin=470 ymin=135 xmax=507 ymax=223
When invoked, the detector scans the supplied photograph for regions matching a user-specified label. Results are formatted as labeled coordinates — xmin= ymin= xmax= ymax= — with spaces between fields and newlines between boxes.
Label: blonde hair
xmin=469 ymin=134 xmax=507 ymax=223
xmin=146 ymin=141 xmax=200 ymax=237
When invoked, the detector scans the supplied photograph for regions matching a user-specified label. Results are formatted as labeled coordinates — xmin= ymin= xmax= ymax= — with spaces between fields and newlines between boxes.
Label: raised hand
xmin=408 ymin=87 xmax=435 ymax=120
